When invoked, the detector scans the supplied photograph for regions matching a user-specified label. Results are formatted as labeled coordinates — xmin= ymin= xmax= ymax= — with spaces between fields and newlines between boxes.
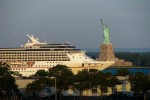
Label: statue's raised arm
xmin=100 ymin=19 xmax=111 ymax=44
xmin=101 ymin=19 xmax=104 ymax=29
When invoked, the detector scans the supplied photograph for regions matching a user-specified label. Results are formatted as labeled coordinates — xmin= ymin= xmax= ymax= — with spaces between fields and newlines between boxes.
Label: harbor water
xmin=102 ymin=67 xmax=150 ymax=75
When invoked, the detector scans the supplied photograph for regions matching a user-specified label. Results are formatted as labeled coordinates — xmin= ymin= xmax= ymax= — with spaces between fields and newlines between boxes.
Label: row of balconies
xmin=0 ymin=54 xmax=67 ymax=56
xmin=0 ymin=51 xmax=68 ymax=54
xmin=0 ymin=58 xmax=69 ymax=61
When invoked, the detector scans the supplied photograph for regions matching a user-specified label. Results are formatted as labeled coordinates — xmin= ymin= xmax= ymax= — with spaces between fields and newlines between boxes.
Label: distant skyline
xmin=0 ymin=0 xmax=150 ymax=49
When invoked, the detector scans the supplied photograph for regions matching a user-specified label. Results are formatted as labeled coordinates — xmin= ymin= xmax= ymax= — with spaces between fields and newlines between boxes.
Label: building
xmin=15 ymin=75 xmax=133 ymax=97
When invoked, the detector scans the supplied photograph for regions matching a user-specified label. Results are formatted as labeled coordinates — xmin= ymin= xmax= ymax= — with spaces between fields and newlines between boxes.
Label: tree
xmin=73 ymin=69 xmax=119 ymax=100
xmin=90 ymin=71 xmax=120 ymax=100
xmin=95 ymin=71 xmax=110 ymax=100
xmin=130 ymin=72 xmax=150 ymax=93
xmin=73 ymin=69 xmax=92 ymax=100
xmin=107 ymin=76 xmax=120 ymax=93
xmin=0 ymin=61 xmax=18 ymax=99
xmin=26 ymin=77 xmax=54 ymax=97
xmin=26 ymin=81 xmax=43 ymax=95
xmin=0 ymin=62 xmax=11 ymax=76
xmin=48 ymin=64 xmax=74 ymax=100
xmin=35 ymin=69 xmax=49 ymax=77
xmin=116 ymin=68 xmax=131 ymax=76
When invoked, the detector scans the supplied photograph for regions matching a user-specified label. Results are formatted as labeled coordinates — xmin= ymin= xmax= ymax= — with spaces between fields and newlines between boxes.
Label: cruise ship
xmin=0 ymin=34 xmax=115 ymax=76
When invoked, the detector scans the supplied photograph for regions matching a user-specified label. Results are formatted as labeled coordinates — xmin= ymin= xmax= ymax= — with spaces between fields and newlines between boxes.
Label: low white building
xmin=15 ymin=76 xmax=133 ymax=97
xmin=115 ymin=76 xmax=133 ymax=97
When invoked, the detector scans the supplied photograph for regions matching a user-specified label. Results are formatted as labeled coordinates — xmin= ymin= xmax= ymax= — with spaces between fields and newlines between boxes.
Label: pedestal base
xmin=99 ymin=43 xmax=115 ymax=61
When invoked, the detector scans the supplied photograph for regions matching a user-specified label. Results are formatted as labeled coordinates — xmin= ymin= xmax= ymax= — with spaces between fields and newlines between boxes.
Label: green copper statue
xmin=101 ymin=19 xmax=111 ymax=44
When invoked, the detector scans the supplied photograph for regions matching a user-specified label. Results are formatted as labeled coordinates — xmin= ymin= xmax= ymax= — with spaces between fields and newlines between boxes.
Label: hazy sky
xmin=0 ymin=0 xmax=150 ymax=49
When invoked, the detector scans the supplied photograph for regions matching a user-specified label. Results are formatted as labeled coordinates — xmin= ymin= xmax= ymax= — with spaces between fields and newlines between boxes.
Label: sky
xmin=0 ymin=0 xmax=150 ymax=49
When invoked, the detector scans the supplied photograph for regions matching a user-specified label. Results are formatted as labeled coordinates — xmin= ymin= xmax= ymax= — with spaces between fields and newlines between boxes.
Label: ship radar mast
xmin=27 ymin=34 xmax=40 ymax=43
xmin=23 ymin=34 xmax=46 ymax=48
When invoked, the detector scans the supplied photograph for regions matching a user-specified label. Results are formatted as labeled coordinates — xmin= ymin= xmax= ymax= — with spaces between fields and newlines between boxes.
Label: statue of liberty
xmin=101 ymin=19 xmax=111 ymax=44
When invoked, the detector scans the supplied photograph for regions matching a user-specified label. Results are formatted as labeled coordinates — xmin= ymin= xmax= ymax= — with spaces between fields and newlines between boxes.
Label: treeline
xmin=86 ymin=52 xmax=150 ymax=66
xmin=115 ymin=52 xmax=150 ymax=66
xmin=1 ymin=62 xmax=150 ymax=99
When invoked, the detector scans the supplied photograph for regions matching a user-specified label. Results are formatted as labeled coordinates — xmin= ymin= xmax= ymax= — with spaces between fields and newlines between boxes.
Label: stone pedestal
xmin=99 ymin=43 xmax=115 ymax=61
xmin=97 ymin=43 xmax=132 ymax=66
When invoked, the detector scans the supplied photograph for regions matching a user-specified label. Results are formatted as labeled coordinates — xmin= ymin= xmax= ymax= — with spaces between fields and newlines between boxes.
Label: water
xmin=102 ymin=68 xmax=150 ymax=75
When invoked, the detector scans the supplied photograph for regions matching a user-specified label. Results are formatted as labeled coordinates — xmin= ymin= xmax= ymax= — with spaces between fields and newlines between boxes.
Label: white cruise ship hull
xmin=11 ymin=61 xmax=114 ymax=77
xmin=0 ymin=34 xmax=115 ymax=77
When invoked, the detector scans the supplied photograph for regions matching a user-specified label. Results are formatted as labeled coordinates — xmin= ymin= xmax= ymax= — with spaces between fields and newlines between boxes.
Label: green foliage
xmin=116 ymin=68 xmax=131 ymax=76
xmin=73 ymin=69 xmax=120 ymax=97
xmin=0 ymin=62 xmax=11 ymax=76
xmin=26 ymin=81 xmax=43 ymax=93
xmin=35 ymin=69 xmax=49 ymax=77
xmin=49 ymin=64 xmax=74 ymax=90
xmin=115 ymin=52 xmax=150 ymax=66
xmin=95 ymin=71 xmax=109 ymax=93
xmin=26 ymin=64 xmax=74 ymax=97
xmin=107 ymin=76 xmax=120 ymax=87
xmin=73 ymin=69 xmax=91 ymax=93
xmin=0 ymin=76 xmax=18 ymax=91
xmin=49 ymin=64 xmax=73 ymax=76
xmin=130 ymin=72 xmax=150 ymax=93
xmin=26 ymin=77 xmax=54 ymax=93
xmin=0 ymin=61 xmax=18 ymax=93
